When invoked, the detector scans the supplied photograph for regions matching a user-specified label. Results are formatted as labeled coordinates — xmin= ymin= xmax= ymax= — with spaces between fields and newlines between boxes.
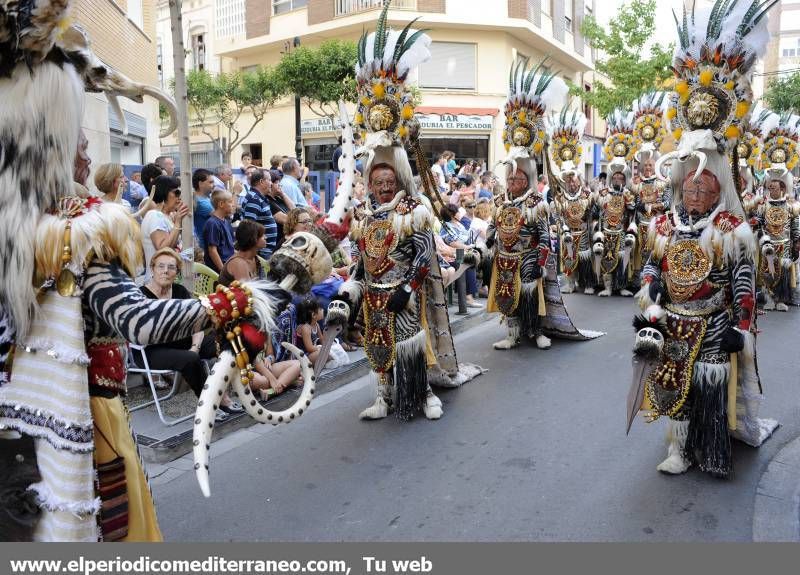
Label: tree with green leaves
xmin=763 ymin=72 xmax=800 ymax=116
xmin=274 ymin=39 xmax=358 ymax=124
xmin=570 ymin=0 xmax=673 ymax=119
xmin=185 ymin=67 xmax=283 ymax=164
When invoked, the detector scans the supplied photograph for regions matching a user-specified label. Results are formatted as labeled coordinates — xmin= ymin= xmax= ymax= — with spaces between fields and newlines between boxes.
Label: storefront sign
xmin=301 ymin=112 xmax=494 ymax=136
xmin=416 ymin=113 xmax=494 ymax=131
xmin=301 ymin=117 xmax=335 ymax=135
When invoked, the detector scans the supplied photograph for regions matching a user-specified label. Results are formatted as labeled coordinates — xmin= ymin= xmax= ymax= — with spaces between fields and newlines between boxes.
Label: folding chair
xmin=127 ymin=344 xmax=193 ymax=426
xmin=193 ymin=262 xmax=219 ymax=298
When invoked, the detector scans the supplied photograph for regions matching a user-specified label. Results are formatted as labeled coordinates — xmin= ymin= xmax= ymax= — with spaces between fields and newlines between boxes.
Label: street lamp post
xmin=293 ymin=36 xmax=303 ymax=164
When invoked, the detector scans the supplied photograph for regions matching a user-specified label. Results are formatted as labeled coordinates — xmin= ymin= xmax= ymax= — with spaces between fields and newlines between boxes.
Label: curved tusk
xmin=691 ymin=151 xmax=707 ymax=181
xmin=229 ymin=342 xmax=316 ymax=426
xmin=654 ymin=151 xmax=679 ymax=182
xmin=192 ymin=350 xmax=237 ymax=498
xmin=107 ymin=93 xmax=128 ymax=136
xmin=141 ymin=85 xmax=178 ymax=137
xmin=373 ymin=190 xmax=407 ymax=214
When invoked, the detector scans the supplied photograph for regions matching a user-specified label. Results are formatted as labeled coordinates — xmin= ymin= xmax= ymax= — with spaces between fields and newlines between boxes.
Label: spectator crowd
xmin=90 ymin=148 xmax=506 ymax=421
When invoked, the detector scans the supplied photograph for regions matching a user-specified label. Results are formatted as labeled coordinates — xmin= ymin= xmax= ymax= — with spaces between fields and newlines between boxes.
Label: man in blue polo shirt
xmin=192 ymin=168 xmax=215 ymax=248
xmin=243 ymin=169 xmax=278 ymax=259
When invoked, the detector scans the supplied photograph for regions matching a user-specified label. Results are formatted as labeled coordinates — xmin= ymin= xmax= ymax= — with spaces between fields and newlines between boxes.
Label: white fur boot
xmin=359 ymin=380 xmax=392 ymax=420
xmin=535 ymin=334 xmax=551 ymax=349
xmin=583 ymin=286 xmax=595 ymax=295
xmin=776 ymin=302 xmax=789 ymax=312
xmin=493 ymin=319 xmax=520 ymax=350
xmin=620 ymin=288 xmax=634 ymax=297
xmin=597 ymin=273 xmax=613 ymax=297
xmin=560 ymin=274 xmax=575 ymax=294
xmin=763 ymin=292 xmax=776 ymax=311
xmin=422 ymin=389 xmax=443 ymax=420
xmin=656 ymin=419 xmax=691 ymax=475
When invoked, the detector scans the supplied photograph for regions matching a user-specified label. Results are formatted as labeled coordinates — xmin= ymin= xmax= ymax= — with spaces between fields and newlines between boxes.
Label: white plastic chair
xmin=127 ymin=344 xmax=193 ymax=426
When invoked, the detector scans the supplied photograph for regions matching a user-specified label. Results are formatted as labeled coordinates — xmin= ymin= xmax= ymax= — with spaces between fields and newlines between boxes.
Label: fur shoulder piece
xmin=392 ymin=196 xmax=433 ymax=239
xmin=702 ymin=210 xmax=755 ymax=265
xmin=648 ymin=213 xmax=673 ymax=260
xmin=522 ymin=194 xmax=550 ymax=225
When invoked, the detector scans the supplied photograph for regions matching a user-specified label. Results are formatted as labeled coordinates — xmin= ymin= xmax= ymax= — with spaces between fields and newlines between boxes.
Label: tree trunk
xmin=169 ymin=0 xmax=194 ymax=291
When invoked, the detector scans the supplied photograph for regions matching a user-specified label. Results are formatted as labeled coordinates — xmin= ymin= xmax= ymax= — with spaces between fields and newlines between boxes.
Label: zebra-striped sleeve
xmin=83 ymin=261 xmax=211 ymax=345
xmin=404 ymin=231 xmax=434 ymax=285
xmin=730 ymin=244 xmax=756 ymax=331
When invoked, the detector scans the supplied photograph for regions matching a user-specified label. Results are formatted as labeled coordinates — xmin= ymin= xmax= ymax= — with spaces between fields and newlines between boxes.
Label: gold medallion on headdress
xmin=632 ymin=91 xmax=666 ymax=157
xmin=761 ymin=114 xmax=800 ymax=173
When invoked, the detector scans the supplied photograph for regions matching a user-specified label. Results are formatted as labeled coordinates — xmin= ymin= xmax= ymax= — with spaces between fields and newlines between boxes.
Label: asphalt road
xmin=153 ymin=294 xmax=800 ymax=541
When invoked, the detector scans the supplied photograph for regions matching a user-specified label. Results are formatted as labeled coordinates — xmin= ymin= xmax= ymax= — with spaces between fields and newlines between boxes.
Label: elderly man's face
xmin=641 ymin=159 xmax=655 ymax=179
xmin=369 ymin=167 xmax=398 ymax=204
xmin=506 ymin=168 xmax=529 ymax=198
xmin=566 ymin=174 xmax=580 ymax=193
xmin=611 ymin=172 xmax=626 ymax=190
xmin=163 ymin=157 xmax=175 ymax=176
xmin=767 ymin=180 xmax=784 ymax=199
xmin=683 ymin=173 xmax=720 ymax=215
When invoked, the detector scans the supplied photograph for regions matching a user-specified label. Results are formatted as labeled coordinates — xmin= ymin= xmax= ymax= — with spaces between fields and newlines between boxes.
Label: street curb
xmin=752 ymin=435 xmax=800 ymax=541
xmin=137 ymin=308 xmax=495 ymax=464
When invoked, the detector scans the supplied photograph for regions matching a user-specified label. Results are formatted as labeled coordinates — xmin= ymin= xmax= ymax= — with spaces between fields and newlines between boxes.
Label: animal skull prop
xmin=634 ymin=327 xmax=664 ymax=358
xmin=268 ymin=232 xmax=333 ymax=294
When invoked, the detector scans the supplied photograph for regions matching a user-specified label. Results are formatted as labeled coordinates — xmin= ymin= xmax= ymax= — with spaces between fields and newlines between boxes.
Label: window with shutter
xmin=419 ymin=42 xmax=477 ymax=90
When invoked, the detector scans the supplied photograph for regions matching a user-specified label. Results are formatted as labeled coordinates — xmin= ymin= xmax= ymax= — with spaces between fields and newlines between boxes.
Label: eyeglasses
xmin=466 ymin=204 xmax=476 ymax=208
xmin=155 ymin=263 xmax=178 ymax=272
xmin=683 ymin=188 xmax=713 ymax=198
xmin=507 ymin=177 xmax=528 ymax=182
xmin=297 ymin=219 xmax=313 ymax=225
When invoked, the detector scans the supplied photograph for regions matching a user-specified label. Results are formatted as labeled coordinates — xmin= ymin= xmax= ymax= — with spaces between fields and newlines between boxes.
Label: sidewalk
xmin=128 ymin=304 xmax=494 ymax=464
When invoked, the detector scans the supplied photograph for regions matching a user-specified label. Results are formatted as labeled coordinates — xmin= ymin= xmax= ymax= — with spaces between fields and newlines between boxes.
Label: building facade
xmin=162 ymin=0 xmax=602 ymax=181
xmin=74 ymin=0 xmax=162 ymax=177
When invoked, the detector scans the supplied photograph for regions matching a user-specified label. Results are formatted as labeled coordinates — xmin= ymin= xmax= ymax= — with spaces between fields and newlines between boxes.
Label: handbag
xmin=94 ymin=424 xmax=129 ymax=542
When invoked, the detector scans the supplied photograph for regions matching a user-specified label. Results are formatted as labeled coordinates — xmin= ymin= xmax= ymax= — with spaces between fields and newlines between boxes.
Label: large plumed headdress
xmin=353 ymin=0 xmax=430 ymax=201
xmin=631 ymin=91 xmax=667 ymax=162
xmin=546 ymin=103 xmax=587 ymax=184
xmin=500 ymin=57 xmax=568 ymax=191
xmin=657 ymin=0 xmax=777 ymax=219
xmin=736 ymin=103 xmax=775 ymax=169
xmin=603 ymin=108 xmax=635 ymax=178
xmin=0 ymin=0 xmax=178 ymax=338
xmin=760 ymin=112 xmax=800 ymax=193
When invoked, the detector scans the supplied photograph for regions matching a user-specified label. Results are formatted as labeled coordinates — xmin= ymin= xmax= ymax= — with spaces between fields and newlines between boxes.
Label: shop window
xmin=419 ymin=42 xmax=476 ymax=90
xmin=541 ymin=0 xmax=551 ymax=16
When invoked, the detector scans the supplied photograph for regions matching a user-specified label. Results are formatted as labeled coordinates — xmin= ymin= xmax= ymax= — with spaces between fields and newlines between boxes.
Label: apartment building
xmin=162 ymin=0 xmax=602 ymax=179
xmin=73 ymin=0 xmax=162 ymax=170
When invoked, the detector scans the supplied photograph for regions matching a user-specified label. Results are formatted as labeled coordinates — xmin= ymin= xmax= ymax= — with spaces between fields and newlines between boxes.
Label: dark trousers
xmin=134 ymin=333 xmax=216 ymax=398
xmin=466 ymin=267 xmax=477 ymax=296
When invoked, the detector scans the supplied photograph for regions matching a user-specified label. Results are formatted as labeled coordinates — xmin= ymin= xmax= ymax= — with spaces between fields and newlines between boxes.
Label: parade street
xmin=152 ymin=296 xmax=800 ymax=542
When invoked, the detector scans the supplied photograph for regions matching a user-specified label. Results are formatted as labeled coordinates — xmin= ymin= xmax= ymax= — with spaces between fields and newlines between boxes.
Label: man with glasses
xmin=340 ymin=161 xmax=443 ymax=422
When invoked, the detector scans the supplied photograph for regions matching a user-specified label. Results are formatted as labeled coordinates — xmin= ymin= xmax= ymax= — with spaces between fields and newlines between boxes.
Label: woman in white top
xmin=140 ymin=175 xmax=188 ymax=281
xmin=469 ymin=200 xmax=492 ymax=250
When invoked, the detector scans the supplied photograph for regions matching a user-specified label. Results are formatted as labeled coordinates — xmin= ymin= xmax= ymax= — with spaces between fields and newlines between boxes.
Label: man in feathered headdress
xmin=548 ymin=106 xmax=596 ymax=295
xmin=753 ymin=112 xmax=800 ymax=311
xmin=335 ymin=0 xmax=448 ymax=421
xmin=630 ymin=0 xmax=779 ymax=478
xmin=631 ymin=92 xmax=672 ymax=278
xmin=735 ymin=104 xmax=773 ymax=219
xmin=594 ymin=109 xmax=639 ymax=297
xmin=487 ymin=59 xmax=603 ymax=350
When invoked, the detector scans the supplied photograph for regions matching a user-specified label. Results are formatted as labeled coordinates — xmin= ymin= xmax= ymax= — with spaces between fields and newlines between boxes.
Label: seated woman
xmin=138 ymin=248 xmax=242 ymax=418
xmin=439 ymin=205 xmax=483 ymax=308
xmin=217 ymin=219 xmax=267 ymax=285
xmin=217 ymin=223 xmax=302 ymax=400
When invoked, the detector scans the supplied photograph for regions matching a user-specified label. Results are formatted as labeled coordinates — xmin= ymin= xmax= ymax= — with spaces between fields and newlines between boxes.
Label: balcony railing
xmin=334 ymin=0 xmax=416 ymax=18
